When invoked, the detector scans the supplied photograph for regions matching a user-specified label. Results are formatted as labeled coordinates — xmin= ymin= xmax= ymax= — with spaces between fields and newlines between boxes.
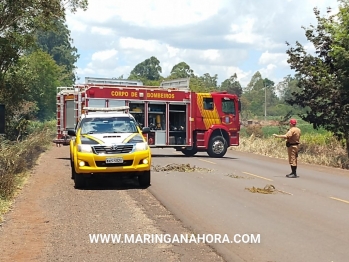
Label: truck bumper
xmin=74 ymin=151 xmax=151 ymax=174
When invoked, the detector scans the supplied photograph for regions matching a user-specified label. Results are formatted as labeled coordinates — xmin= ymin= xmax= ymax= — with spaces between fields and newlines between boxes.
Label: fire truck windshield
xmin=222 ymin=99 xmax=236 ymax=115
xmin=80 ymin=117 xmax=138 ymax=134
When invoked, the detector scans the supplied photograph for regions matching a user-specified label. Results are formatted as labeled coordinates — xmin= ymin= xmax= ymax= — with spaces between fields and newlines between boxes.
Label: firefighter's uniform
xmin=273 ymin=119 xmax=301 ymax=178
xmin=286 ymin=126 xmax=301 ymax=167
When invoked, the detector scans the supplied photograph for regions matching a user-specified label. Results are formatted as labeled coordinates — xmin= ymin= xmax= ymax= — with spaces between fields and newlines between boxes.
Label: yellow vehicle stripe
xmin=82 ymin=134 xmax=104 ymax=144
xmin=196 ymin=93 xmax=221 ymax=129
xmin=123 ymin=133 xmax=138 ymax=143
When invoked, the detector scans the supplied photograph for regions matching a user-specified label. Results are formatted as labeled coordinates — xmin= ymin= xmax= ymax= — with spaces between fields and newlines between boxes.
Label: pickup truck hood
xmin=81 ymin=133 xmax=137 ymax=145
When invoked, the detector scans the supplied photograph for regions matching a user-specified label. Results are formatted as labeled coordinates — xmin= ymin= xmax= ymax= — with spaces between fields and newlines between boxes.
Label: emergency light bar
xmin=83 ymin=106 xmax=130 ymax=112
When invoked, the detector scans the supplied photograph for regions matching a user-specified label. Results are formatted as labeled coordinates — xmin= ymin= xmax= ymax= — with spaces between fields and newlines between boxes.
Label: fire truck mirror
xmin=238 ymin=100 xmax=241 ymax=112
xmin=0 ymin=104 xmax=5 ymax=134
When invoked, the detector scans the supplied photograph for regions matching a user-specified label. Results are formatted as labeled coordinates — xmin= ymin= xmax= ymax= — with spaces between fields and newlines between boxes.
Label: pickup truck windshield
xmin=80 ymin=116 xmax=138 ymax=134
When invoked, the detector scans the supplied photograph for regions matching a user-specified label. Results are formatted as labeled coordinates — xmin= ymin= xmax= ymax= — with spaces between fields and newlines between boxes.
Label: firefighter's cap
xmin=289 ymin=119 xmax=297 ymax=125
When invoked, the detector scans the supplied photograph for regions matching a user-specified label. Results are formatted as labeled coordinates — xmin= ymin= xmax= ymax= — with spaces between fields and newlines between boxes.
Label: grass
xmin=0 ymin=120 xmax=56 ymax=222
xmin=232 ymin=124 xmax=349 ymax=169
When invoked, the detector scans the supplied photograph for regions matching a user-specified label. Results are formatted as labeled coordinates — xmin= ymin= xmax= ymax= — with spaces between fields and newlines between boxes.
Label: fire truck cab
xmin=54 ymin=77 xmax=241 ymax=158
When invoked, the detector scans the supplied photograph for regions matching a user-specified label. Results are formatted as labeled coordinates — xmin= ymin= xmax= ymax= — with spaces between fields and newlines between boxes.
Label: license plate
xmin=105 ymin=158 xmax=123 ymax=164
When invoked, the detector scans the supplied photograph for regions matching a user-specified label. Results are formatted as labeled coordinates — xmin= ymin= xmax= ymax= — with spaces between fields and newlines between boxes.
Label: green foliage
xmin=286 ymin=3 xmax=349 ymax=155
xmin=220 ymin=73 xmax=242 ymax=96
xmin=11 ymin=51 xmax=63 ymax=121
xmin=0 ymin=0 xmax=87 ymax=77
xmin=35 ymin=18 xmax=79 ymax=85
xmin=129 ymin=56 xmax=162 ymax=81
xmin=169 ymin=62 xmax=194 ymax=79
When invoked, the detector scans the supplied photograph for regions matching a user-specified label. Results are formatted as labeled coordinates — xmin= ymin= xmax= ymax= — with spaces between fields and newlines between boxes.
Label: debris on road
xmin=245 ymin=184 xmax=276 ymax=194
xmin=226 ymin=174 xmax=254 ymax=179
xmin=152 ymin=163 xmax=212 ymax=172
xmin=245 ymin=184 xmax=293 ymax=195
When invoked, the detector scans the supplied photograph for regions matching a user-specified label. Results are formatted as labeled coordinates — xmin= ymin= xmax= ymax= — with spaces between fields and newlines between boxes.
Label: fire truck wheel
xmin=181 ymin=147 xmax=198 ymax=157
xmin=138 ymin=171 xmax=151 ymax=188
xmin=74 ymin=174 xmax=85 ymax=189
xmin=207 ymin=136 xmax=227 ymax=158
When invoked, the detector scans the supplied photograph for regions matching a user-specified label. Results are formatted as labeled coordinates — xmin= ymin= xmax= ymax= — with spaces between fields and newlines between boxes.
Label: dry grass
xmin=0 ymin=121 xmax=55 ymax=222
xmin=230 ymin=134 xmax=349 ymax=169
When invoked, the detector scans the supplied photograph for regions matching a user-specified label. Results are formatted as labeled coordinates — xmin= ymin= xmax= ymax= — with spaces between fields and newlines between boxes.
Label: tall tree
xmin=35 ymin=18 xmax=79 ymax=85
xmin=286 ymin=1 xmax=349 ymax=155
xmin=200 ymin=73 xmax=218 ymax=90
xmin=129 ymin=56 xmax=162 ymax=81
xmin=169 ymin=62 xmax=194 ymax=79
xmin=221 ymin=73 xmax=243 ymax=96
xmin=0 ymin=0 xmax=87 ymax=78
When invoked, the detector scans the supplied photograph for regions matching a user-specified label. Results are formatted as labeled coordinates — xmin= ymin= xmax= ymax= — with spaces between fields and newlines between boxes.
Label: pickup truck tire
xmin=70 ymin=157 xmax=75 ymax=179
xmin=181 ymin=147 xmax=198 ymax=157
xmin=207 ymin=136 xmax=227 ymax=158
xmin=74 ymin=173 xmax=85 ymax=189
xmin=138 ymin=171 xmax=151 ymax=188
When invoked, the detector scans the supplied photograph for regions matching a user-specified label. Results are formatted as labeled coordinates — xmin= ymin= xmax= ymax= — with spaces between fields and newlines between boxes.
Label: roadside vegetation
xmin=0 ymin=121 xmax=56 ymax=222
xmin=231 ymin=120 xmax=349 ymax=169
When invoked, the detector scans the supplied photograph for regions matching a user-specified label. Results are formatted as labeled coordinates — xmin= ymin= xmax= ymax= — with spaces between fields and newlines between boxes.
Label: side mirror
xmin=238 ymin=100 xmax=241 ymax=112
xmin=142 ymin=127 xmax=150 ymax=134
xmin=67 ymin=129 xmax=76 ymax=136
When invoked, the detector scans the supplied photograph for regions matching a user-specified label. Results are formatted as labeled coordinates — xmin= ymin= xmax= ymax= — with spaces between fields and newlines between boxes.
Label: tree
xmin=35 ymin=18 xmax=79 ymax=85
xmin=221 ymin=73 xmax=243 ymax=96
xmin=200 ymin=73 xmax=218 ymax=90
xmin=169 ymin=62 xmax=194 ymax=79
xmin=129 ymin=56 xmax=162 ymax=81
xmin=286 ymin=2 xmax=349 ymax=156
xmin=0 ymin=0 xmax=87 ymax=78
xmin=5 ymin=51 xmax=63 ymax=121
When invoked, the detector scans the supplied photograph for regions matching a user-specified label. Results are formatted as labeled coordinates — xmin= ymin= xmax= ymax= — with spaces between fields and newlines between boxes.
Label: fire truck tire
xmin=138 ymin=171 xmax=151 ymax=188
xmin=74 ymin=173 xmax=85 ymax=189
xmin=181 ymin=147 xmax=198 ymax=157
xmin=207 ymin=136 xmax=227 ymax=158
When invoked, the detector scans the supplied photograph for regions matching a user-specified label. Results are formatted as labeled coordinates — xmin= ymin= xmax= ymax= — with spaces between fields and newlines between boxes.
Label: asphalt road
xmin=149 ymin=147 xmax=349 ymax=262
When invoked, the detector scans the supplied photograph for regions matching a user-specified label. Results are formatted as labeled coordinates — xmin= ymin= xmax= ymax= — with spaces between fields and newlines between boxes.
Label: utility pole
xmin=264 ymin=84 xmax=267 ymax=121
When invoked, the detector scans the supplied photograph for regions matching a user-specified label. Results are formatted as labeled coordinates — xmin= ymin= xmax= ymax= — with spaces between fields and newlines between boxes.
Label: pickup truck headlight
xmin=78 ymin=144 xmax=92 ymax=153
xmin=135 ymin=142 xmax=148 ymax=152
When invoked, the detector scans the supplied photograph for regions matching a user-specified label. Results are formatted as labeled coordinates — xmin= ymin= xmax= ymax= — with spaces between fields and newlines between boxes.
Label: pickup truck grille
xmin=93 ymin=145 xmax=134 ymax=154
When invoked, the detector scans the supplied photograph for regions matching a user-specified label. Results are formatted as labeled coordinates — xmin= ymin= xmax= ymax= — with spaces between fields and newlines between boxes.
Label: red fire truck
xmin=54 ymin=77 xmax=241 ymax=158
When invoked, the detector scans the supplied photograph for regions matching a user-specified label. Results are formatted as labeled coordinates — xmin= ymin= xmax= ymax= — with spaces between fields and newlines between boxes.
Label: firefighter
xmin=273 ymin=119 xmax=301 ymax=178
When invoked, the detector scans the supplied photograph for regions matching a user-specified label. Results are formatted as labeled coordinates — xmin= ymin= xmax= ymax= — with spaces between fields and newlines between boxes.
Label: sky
xmin=65 ymin=0 xmax=338 ymax=87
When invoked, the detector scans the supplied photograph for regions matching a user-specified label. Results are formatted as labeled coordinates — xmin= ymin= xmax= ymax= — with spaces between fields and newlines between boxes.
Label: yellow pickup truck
xmin=68 ymin=107 xmax=151 ymax=189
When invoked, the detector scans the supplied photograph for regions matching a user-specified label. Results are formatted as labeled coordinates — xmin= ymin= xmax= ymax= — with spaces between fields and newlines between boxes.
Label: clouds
xmin=66 ymin=0 xmax=337 ymax=86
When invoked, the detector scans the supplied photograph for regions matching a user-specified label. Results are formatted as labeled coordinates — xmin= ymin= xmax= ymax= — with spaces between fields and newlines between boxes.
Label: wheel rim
xmin=212 ymin=140 xmax=224 ymax=155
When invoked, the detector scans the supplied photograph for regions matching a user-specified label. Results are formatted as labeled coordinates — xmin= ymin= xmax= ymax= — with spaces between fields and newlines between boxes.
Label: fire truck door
xmin=219 ymin=96 xmax=239 ymax=145
xmin=196 ymin=94 xmax=221 ymax=129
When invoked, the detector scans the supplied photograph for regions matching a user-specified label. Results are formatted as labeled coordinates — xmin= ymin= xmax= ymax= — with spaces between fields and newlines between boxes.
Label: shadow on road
xmin=56 ymin=157 xmax=70 ymax=161
xmin=76 ymin=176 xmax=149 ymax=191
xmin=151 ymin=154 xmax=237 ymax=160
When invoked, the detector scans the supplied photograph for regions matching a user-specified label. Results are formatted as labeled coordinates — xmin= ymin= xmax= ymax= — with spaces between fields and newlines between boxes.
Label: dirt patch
xmin=152 ymin=163 xmax=212 ymax=172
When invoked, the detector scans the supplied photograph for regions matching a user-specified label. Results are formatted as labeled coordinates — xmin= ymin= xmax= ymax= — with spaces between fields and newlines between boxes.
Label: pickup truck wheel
xmin=70 ymin=158 xmax=75 ymax=179
xmin=207 ymin=136 xmax=227 ymax=158
xmin=181 ymin=147 xmax=197 ymax=157
xmin=138 ymin=171 xmax=151 ymax=188
xmin=74 ymin=173 xmax=85 ymax=189
xmin=71 ymin=165 xmax=76 ymax=179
